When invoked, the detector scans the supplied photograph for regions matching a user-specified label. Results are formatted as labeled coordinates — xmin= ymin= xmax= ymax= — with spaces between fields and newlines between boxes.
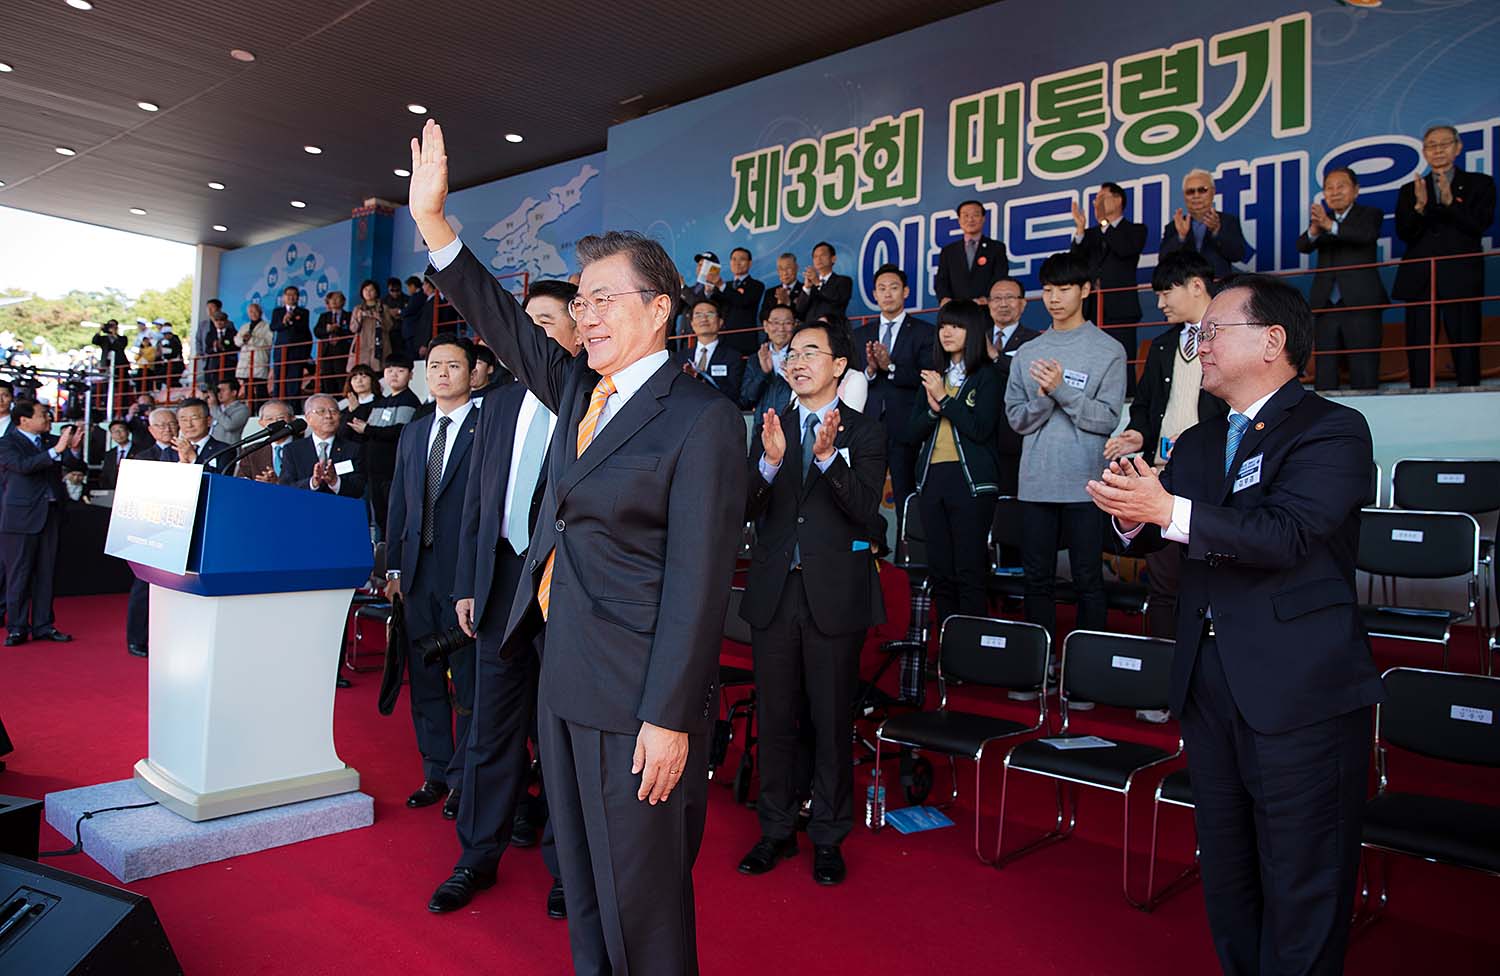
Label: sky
xmin=0 ymin=206 xmax=196 ymax=299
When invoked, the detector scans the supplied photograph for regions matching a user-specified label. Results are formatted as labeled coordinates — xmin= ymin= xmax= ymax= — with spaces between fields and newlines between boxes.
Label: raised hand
xmin=757 ymin=341 xmax=774 ymax=375
xmin=1172 ymin=208 xmax=1191 ymax=239
xmin=408 ymin=119 xmax=455 ymax=250
xmin=1103 ymin=428 xmax=1145 ymax=461
xmin=811 ymin=407 xmax=841 ymax=462
xmin=174 ymin=434 xmax=197 ymax=464
xmin=1030 ymin=358 xmax=1062 ymax=396
xmin=254 ymin=467 xmax=277 ymax=483
xmin=1071 ymin=199 xmax=1088 ymax=236
xmin=1202 ymin=209 xmax=1221 ymax=234
xmin=919 ymin=369 xmax=946 ymax=403
xmin=1412 ymin=175 xmax=1429 ymax=212
xmin=760 ymin=408 xmax=786 ymax=466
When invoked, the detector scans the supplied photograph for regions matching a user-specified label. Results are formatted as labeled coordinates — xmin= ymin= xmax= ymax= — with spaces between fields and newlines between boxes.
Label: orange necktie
xmin=537 ymin=375 xmax=616 ymax=620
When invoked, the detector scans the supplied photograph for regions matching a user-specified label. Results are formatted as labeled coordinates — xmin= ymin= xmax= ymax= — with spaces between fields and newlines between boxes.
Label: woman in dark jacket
xmin=909 ymin=299 xmax=1002 ymax=630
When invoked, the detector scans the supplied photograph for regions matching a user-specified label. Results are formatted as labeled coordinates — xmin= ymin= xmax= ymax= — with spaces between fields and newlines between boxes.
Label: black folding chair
xmin=1356 ymin=666 xmax=1500 ymax=927
xmin=1391 ymin=458 xmax=1500 ymax=664
xmin=712 ymin=586 xmax=758 ymax=804
xmin=996 ymin=630 xmax=1181 ymax=909
xmin=873 ymin=616 xmax=1050 ymax=861
xmin=1357 ymin=509 xmax=1480 ymax=670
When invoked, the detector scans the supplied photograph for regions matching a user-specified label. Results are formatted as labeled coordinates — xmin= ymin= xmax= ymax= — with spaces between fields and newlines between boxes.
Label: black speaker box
xmin=0 ymin=796 xmax=41 ymax=860
xmin=0 ymin=853 xmax=182 ymax=974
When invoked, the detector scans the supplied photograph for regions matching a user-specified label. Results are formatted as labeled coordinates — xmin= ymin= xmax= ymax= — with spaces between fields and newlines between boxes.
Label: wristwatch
xmin=385 ymin=570 xmax=401 ymax=581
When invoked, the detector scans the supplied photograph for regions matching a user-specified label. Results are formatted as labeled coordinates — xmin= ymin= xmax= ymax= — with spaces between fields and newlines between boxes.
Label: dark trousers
xmin=1406 ymin=299 xmax=1481 ymax=388
xmin=887 ymin=437 xmax=919 ymax=527
xmin=919 ymin=463 xmax=997 ymax=631
xmin=1145 ymin=544 xmax=1183 ymax=639
xmin=404 ymin=566 xmax=476 ymax=788
xmin=1103 ymin=321 xmax=1140 ymax=397
xmin=0 ymin=509 xmax=60 ymax=636
xmin=126 ymin=577 xmax=149 ymax=647
xmin=1019 ymin=500 xmax=1106 ymax=638
xmin=368 ymin=476 xmax=395 ymax=539
xmin=1181 ymin=636 xmax=1369 ymax=976
xmin=751 ymin=572 xmax=863 ymax=847
xmin=1314 ymin=304 xmax=1381 ymax=390
xmin=538 ymin=698 xmax=709 ymax=976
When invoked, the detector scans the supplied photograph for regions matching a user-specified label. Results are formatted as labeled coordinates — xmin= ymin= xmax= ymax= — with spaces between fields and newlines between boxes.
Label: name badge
xmin=334 ymin=459 xmax=355 ymax=476
xmin=1233 ymin=453 xmax=1263 ymax=493
xmin=1063 ymin=369 xmax=1088 ymax=390
xmin=1159 ymin=436 xmax=1175 ymax=462
xmin=380 ymin=408 xmax=394 ymax=424
xmin=710 ymin=364 xmax=728 ymax=377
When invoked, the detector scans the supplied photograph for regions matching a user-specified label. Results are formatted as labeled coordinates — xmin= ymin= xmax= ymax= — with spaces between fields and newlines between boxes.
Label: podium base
xmin=133 ymin=759 xmax=360 ymax=822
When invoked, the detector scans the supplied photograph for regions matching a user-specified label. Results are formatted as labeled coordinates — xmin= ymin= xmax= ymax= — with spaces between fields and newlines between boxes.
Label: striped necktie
xmin=537 ymin=375 xmax=616 ymax=620
xmin=1224 ymin=413 xmax=1250 ymax=476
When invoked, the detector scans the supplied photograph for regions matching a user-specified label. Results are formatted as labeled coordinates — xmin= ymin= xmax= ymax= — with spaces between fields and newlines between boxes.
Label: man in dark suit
xmin=385 ymin=336 xmax=480 ymax=820
xmin=123 ymin=406 xmax=180 ymax=658
xmin=278 ymin=394 xmax=366 ymax=498
xmin=1297 ymin=167 xmax=1390 ymax=391
xmin=794 ymin=242 xmax=853 ymax=324
xmin=170 ymin=397 xmax=235 ymax=475
xmin=1071 ymin=182 xmax=1148 ymax=393
xmin=739 ymin=320 xmax=886 ymax=885
xmin=1160 ymin=169 xmax=1248 ymax=280
xmin=759 ymin=252 xmax=805 ymax=322
xmin=985 ymin=277 xmax=1042 ymax=496
xmin=674 ymin=298 xmax=746 ymax=402
xmin=0 ymin=400 xmax=78 ymax=646
xmin=850 ymin=264 xmax=935 ymax=521
xmin=1089 ymin=273 xmax=1382 ymax=976
xmin=1393 ymin=124 xmax=1496 ymax=388
xmin=716 ymin=247 xmax=765 ymax=356
xmin=269 ymin=285 xmax=313 ymax=400
xmin=99 ymin=419 xmax=134 ymax=490
xmin=431 ymin=284 xmax=579 ymax=919
xmin=400 ymin=277 xmax=435 ymax=359
xmin=313 ymin=291 xmax=352 ymax=393
xmin=413 ymin=119 xmax=746 ymax=976
xmin=740 ymin=303 xmax=796 ymax=416
xmin=934 ymin=199 xmax=1007 ymax=305
xmin=233 ymin=400 xmax=298 ymax=481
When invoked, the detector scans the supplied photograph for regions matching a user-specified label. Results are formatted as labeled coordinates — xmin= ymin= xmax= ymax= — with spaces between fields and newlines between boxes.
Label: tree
xmin=0 ymin=275 xmax=192 ymax=358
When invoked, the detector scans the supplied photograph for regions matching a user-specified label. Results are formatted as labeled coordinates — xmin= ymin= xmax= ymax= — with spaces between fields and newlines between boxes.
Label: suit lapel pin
xmin=1254 ymin=422 xmax=1265 ymax=430
xmin=976 ymin=255 xmax=988 ymax=266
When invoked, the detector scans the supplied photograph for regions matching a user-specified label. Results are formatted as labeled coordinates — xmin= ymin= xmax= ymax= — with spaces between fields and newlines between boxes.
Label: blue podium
xmin=105 ymin=460 xmax=373 ymax=821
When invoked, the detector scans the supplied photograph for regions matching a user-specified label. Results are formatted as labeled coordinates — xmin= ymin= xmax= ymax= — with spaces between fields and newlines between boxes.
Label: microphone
xmin=210 ymin=418 xmax=306 ymax=470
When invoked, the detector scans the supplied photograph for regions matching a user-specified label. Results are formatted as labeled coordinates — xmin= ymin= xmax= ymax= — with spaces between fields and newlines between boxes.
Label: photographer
xmin=384 ymin=334 xmax=481 ymax=819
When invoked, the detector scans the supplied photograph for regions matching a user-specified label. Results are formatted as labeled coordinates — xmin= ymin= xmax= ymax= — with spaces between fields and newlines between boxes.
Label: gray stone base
xmin=44 ymin=779 xmax=374 ymax=882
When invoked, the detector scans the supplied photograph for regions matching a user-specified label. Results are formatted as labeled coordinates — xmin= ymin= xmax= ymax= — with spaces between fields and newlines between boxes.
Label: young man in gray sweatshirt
xmin=1004 ymin=250 xmax=1126 ymax=643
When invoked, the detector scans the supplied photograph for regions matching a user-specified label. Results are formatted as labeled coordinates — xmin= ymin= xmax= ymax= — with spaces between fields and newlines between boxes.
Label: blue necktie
xmin=272 ymin=443 xmax=283 ymax=476
xmin=1224 ymin=413 xmax=1250 ymax=476
xmin=506 ymin=407 xmax=550 ymax=555
xmin=792 ymin=411 xmax=821 ymax=568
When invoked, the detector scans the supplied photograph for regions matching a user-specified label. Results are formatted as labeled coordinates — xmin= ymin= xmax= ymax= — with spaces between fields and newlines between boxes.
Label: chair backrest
xmin=1356 ymin=509 xmax=1479 ymax=580
xmin=1060 ymin=630 xmax=1175 ymax=717
xmin=895 ymin=493 xmax=926 ymax=567
xmin=1391 ymin=458 xmax=1500 ymax=516
xmin=722 ymin=587 xmax=752 ymax=646
xmin=1378 ymin=667 xmax=1500 ymax=770
xmin=937 ymin=615 xmax=1050 ymax=694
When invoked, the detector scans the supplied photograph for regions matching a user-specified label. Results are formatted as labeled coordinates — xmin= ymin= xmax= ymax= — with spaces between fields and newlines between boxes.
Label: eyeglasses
xmin=1184 ymin=186 xmax=1213 ymax=195
xmin=990 ymin=295 xmax=1024 ymax=303
xmin=306 ymin=407 xmax=339 ymax=416
xmin=1199 ymin=321 xmax=1269 ymax=343
xmin=1422 ymin=139 xmax=1457 ymax=150
xmin=783 ymin=349 xmax=835 ymax=364
xmin=567 ymin=290 xmax=656 ymax=320
xmin=690 ymin=311 xmax=719 ymax=322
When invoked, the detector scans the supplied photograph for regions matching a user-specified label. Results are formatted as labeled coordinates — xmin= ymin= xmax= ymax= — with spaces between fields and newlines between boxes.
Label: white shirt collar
xmin=1180 ymin=320 xmax=1202 ymax=355
xmin=693 ymin=338 xmax=719 ymax=358
xmin=880 ymin=311 xmax=906 ymax=328
xmin=1235 ymin=387 xmax=1279 ymax=422
xmin=312 ymin=433 xmax=336 ymax=449
xmin=192 ymin=436 xmax=211 ymax=451
xmin=995 ymin=321 xmax=1019 ymax=345
xmin=795 ymin=395 xmax=839 ymax=427
xmin=606 ymin=349 xmax=671 ymax=401
xmin=432 ymin=398 xmax=473 ymax=428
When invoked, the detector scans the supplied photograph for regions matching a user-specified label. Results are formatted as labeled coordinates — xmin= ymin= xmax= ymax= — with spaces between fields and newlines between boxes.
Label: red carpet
xmin=3 ymin=593 xmax=1497 ymax=974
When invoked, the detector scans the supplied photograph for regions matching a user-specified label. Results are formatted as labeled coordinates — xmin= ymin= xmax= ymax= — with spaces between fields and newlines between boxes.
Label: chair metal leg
xmin=1351 ymin=849 xmax=1390 ymax=934
xmin=994 ymin=764 xmax=1076 ymax=868
xmin=1133 ymin=795 xmax=1200 ymax=911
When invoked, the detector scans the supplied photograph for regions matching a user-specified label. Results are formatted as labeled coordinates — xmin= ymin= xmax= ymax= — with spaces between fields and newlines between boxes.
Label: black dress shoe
xmin=812 ymin=845 xmax=846 ymax=885
xmin=335 ymin=676 xmax=352 ymax=689
xmin=546 ymin=880 xmax=567 ymax=919
xmin=442 ymin=789 xmax=462 ymax=820
xmin=427 ymin=867 xmax=496 ymax=913
xmin=738 ymin=835 xmax=798 ymax=875
xmin=406 ymin=781 xmax=449 ymax=808
xmin=127 ymin=644 xmax=149 ymax=658
xmin=5 ymin=633 xmax=26 ymax=647
xmin=34 ymin=630 xmax=72 ymax=643
xmin=510 ymin=812 xmax=538 ymax=848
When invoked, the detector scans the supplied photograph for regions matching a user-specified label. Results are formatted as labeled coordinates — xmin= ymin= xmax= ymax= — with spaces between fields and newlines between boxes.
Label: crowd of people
xmin=0 ymin=120 xmax=1491 ymax=976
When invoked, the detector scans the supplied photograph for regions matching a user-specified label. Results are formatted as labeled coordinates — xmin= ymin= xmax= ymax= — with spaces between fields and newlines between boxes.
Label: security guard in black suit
xmin=1296 ymin=167 xmax=1389 ymax=391
xmin=739 ymin=318 xmax=886 ymax=885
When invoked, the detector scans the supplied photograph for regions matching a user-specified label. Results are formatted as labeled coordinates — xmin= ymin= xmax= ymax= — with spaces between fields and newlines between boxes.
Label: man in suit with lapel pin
xmin=719 ymin=247 xmax=765 ymax=355
xmin=234 ymin=400 xmax=298 ymax=481
xmin=278 ymin=394 xmax=365 ymax=498
xmin=412 ymin=119 xmax=745 ymax=976
xmin=851 ymin=264 xmax=935 ymax=524
xmin=738 ymin=320 xmax=886 ymax=885
xmin=427 ymin=283 xmax=577 ymax=918
xmin=675 ymin=297 xmax=747 ymax=402
xmin=171 ymin=397 xmax=235 ymax=475
xmin=760 ymin=252 xmax=805 ymax=322
xmin=935 ymin=199 xmax=1007 ymax=305
xmin=1089 ymin=273 xmax=1382 ymax=976
xmin=794 ymin=242 xmax=853 ymax=324
xmin=0 ymin=400 xmax=79 ymax=646
xmin=269 ymin=285 xmax=313 ymax=401
xmin=384 ymin=335 xmax=481 ymax=819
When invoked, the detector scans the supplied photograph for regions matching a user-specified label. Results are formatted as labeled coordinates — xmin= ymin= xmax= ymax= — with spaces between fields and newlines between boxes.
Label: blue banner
xmin=218 ymin=219 xmax=353 ymax=326
xmin=602 ymin=0 xmax=1500 ymax=317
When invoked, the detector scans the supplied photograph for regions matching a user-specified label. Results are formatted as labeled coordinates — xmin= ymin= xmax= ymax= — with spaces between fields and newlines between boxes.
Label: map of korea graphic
xmin=481 ymin=164 xmax=600 ymax=280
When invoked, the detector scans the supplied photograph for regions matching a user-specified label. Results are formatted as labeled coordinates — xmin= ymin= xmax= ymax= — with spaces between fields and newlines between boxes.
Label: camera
xmin=411 ymin=625 xmax=475 ymax=667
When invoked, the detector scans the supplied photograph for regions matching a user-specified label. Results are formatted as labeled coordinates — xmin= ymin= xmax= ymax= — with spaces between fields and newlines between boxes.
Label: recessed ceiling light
xmin=66 ymin=0 xmax=93 ymax=10
xmin=137 ymin=100 xmax=159 ymax=112
xmin=406 ymin=103 xmax=426 ymax=115
xmin=129 ymin=207 xmax=147 ymax=215
xmin=393 ymin=167 xmax=410 ymax=177
xmin=290 ymin=200 xmax=306 ymax=208
xmin=504 ymin=133 xmax=523 ymax=144
xmin=207 ymin=181 xmax=225 ymax=190
xmin=212 ymin=224 xmax=227 ymax=232
xmin=0 ymin=63 xmax=13 ymax=73
xmin=229 ymin=49 xmax=255 ymax=62
xmin=303 ymin=145 xmax=322 ymax=155
xmin=0 ymin=180 xmax=6 ymax=188
xmin=54 ymin=146 xmax=76 ymax=156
